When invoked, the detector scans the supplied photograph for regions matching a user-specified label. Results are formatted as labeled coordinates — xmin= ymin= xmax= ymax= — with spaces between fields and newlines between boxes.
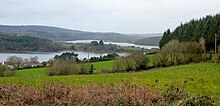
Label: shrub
xmin=0 ymin=64 xmax=8 ymax=77
xmin=153 ymin=54 xmax=170 ymax=67
xmin=0 ymin=84 xmax=218 ymax=105
xmin=156 ymin=40 xmax=206 ymax=67
xmin=180 ymin=95 xmax=219 ymax=106
xmin=162 ymin=86 xmax=188 ymax=104
xmin=112 ymin=54 xmax=149 ymax=73
xmin=78 ymin=63 xmax=90 ymax=74
xmin=112 ymin=58 xmax=136 ymax=73
xmin=112 ymin=58 xmax=125 ymax=73
xmin=89 ymin=64 xmax=94 ymax=74
xmin=2 ymin=70 xmax=15 ymax=77
xmin=101 ymin=68 xmax=112 ymax=73
xmin=47 ymin=60 xmax=92 ymax=76
xmin=47 ymin=60 xmax=78 ymax=76
xmin=129 ymin=54 xmax=149 ymax=70
xmin=0 ymin=64 xmax=15 ymax=77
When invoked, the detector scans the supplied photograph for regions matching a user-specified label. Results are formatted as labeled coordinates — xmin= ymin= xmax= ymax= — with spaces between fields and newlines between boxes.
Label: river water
xmin=0 ymin=51 xmax=111 ymax=62
xmin=0 ymin=40 xmax=158 ymax=62
xmin=66 ymin=40 xmax=159 ymax=49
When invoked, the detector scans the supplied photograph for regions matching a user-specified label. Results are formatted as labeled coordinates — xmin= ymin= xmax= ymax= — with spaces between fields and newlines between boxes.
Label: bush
xmin=180 ymin=95 xmax=219 ymax=106
xmin=112 ymin=54 xmax=149 ymax=73
xmin=152 ymin=54 xmax=170 ymax=67
xmin=0 ymin=84 xmax=218 ymax=105
xmin=47 ymin=60 xmax=93 ymax=76
xmin=162 ymin=86 xmax=188 ymax=104
xmin=2 ymin=70 xmax=15 ymax=77
xmin=89 ymin=64 xmax=94 ymax=74
xmin=112 ymin=58 xmax=135 ymax=73
xmin=100 ymin=68 xmax=112 ymax=73
xmin=0 ymin=64 xmax=15 ymax=77
xmin=47 ymin=60 xmax=78 ymax=76
xmin=78 ymin=63 xmax=90 ymax=74
xmin=129 ymin=54 xmax=149 ymax=70
xmin=155 ymin=40 xmax=206 ymax=67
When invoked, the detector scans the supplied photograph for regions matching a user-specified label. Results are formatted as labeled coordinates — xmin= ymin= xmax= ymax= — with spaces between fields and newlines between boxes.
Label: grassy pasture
xmin=92 ymin=60 xmax=115 ymax=72
xmin=14 ymin=60 xmax=115 ymax=77
xmin=0 ymin=63 xmax=220 ymax=98
xmin=16 ymin=68 xmax=47 ymax=77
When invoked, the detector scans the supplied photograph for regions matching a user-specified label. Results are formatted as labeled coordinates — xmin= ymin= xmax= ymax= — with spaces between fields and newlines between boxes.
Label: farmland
xmin=15 ymin=60 xmax=115 ymax=77
xmin=1 ymin=63 xmax=220 ymax=98
xmin=16 ymin=68 xmax=47 ymax=77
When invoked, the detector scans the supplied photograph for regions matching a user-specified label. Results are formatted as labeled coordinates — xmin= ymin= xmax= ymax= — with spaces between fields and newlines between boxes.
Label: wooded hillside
xmin=0 ymin=33 xmax=62 ymax=52
xmin=159 ymin=14 xmax=220 ymax=51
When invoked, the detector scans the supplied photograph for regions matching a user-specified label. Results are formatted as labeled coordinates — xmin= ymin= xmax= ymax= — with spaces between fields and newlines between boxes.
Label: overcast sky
xmin=0 ymin=0 xmax=219 ymax=34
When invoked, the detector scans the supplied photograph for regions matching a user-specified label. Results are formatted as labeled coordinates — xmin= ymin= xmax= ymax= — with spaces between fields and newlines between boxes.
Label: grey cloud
xmin=0 ymin=0 xmax=219 ymax=33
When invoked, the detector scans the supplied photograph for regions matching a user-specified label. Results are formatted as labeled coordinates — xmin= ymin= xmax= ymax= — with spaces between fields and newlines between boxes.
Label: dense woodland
xmin=0 ymin=33 xmax=62 ymax=52
xmin=160 ymin=14 xmax=220 ymax=51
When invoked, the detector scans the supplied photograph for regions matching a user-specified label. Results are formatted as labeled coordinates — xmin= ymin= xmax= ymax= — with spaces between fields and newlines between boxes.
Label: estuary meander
xmin=0 ymin=40 xmax=159 ymax=62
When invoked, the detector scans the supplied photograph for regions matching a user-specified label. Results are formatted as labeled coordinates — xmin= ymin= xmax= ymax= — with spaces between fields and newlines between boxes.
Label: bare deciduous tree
xmin=6 ymin=56 xmax=23 ymax=69
xmin=161 ymin=39 xmax=181 ymax=65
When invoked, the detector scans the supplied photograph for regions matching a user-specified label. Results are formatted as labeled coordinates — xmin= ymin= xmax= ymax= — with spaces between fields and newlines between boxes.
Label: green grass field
xmin=14 ymin=61 xmax=115 ymax=77
xmin=0 ymin=63 xmax=220 ymax=98
xmin=16 ymin=68 xmax=47 ymax=77
xmin=92 ymin=60 xmax=115 ymax=72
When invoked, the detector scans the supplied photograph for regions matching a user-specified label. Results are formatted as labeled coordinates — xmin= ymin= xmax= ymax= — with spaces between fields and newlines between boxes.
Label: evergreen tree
xmin=159 ymin=14 xmax=220 ymax=51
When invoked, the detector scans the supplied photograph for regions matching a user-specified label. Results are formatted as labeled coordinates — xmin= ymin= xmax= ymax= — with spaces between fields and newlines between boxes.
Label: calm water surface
xmin=0 ymin=51 xmax=126 ymax=62
xmin=0 ymin=40 xmax=156 ymax=62
xmin=66 ymin=40 xmax=159 ymax=49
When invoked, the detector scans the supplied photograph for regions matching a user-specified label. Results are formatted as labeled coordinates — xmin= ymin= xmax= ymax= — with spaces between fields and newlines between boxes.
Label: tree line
xmin=154 ymin=39 xmax=207 ymax=67
xmin=160 ymin=14 xmax=220 ymax=52
xmin=0 ymin=56 xmax=44 ymax=77
xmin=66 ymin=40 xmax=149 ymax=53
xmin=47 ymin=52 xmax=120 ymax=76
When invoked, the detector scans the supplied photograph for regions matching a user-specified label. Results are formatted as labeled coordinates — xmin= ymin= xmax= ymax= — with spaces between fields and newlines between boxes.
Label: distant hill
xmin=159 ymin=14 xmax=220 ymax=51
xmin=0 ymin=33 xmax=62 ymax=52
xmin=135 ymin=36 xmax=162 ymax=46
xmin=0 ymin=25 xmax=147 ymax=42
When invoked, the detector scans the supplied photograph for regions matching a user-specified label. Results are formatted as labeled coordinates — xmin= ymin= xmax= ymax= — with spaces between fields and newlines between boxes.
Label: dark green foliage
xmin=71 ymin=43 xmax=149 ymax=53
xmin=104 ymin=53 xmax=119 ymax=59
xmin=70 ymin=45 xmax=75 ymax=50
xmin=89 ymin=53 xmax=119 ymax=62
xmin=160 ymin=14 xmax=220 ymax=51
xmin=89 ymin=57 xmax=100 ymax=62
xmin=0 ymin=33 xmax=62 ymax=52
xmin=99 ymin=40 xmax=104 ymax=46
xmin=91 ymin=41 xmax=99 ymax=46
xmin=89 ymin=64 xmax=94 ymax=74
xmin=41 ymin=62 xmax=47 ymax=67
xmin=54 ymin=52 xmax=79 ymax=61
xmin=128 ymin=54 xmax=149 ymax=70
